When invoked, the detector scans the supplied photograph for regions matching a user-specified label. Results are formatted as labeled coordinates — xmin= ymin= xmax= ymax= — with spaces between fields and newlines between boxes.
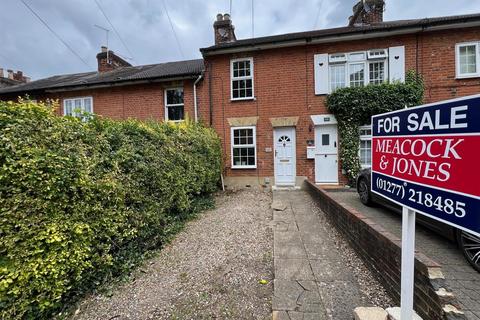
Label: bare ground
xmin=71 ymin=189 xmax=274 ymax=320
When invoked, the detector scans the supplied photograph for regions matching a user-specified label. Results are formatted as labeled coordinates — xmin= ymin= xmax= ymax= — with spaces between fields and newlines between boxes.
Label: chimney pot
xmin=7 ymin=69 xmax=13 ymax=79
xmin=0 ymin=68 xmax=3 ymax=78
xmin=12 ymin=71 xmax=24 ymax=82
xmin=101 ymin=46 xmax=108 ymax=52
xmin=213 ymin=13 xmax=236 ymax=45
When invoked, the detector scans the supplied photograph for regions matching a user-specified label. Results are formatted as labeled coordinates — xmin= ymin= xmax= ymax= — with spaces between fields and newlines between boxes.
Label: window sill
xmin=456 ymin=74 xmax=480 ymax=79
xmin=231 ymin=97 xmax=256 ymax=102
xmin=231 ymin=165 xmax=257 ymax=169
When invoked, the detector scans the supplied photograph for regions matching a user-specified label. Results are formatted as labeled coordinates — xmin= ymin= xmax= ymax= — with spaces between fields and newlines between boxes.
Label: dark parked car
xmin=356 ymin=168 xmax=480 ymax=272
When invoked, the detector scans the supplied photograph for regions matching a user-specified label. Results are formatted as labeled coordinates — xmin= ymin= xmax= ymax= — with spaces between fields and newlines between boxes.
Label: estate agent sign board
xmin=372 ymin=94 xmax=480 ymax=236
xmin=371 ymin=94 xmax=480 ymax=319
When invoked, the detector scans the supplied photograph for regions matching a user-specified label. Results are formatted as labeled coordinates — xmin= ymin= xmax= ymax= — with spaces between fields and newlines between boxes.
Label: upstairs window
xmin=315 ymin=47 xmax=403 ymax=95
xmin=328 ymin=49 xmax=388 ymax=92
xmin=330 ymin=64 xmax=346 ymax=91
xmin=359 ymin=125 xmax=372 ymax=168
xmin=367 ymin=49 xmax=388 ymax=59
xmin=349 ymin=63 xmax=365 ymax=87
xmin=231 ymin=58 xmax=254 ymax=100
xmin=63 ymin=97 xmax=93 ymax=120
xmin=369 ymin=61 xmax=386 ymax=84
xmin=165 ymin=88 xmax=184 ymax=121
xmin=231 ymin=126 xmax=256 ymax=169
xmin=456 ymin=42 xmax=480 ymax=78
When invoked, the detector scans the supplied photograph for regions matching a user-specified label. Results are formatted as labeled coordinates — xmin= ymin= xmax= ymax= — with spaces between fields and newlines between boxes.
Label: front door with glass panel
xmin=315 ymin=124 xmax=338 ymax=184
xmin=274 ymin=127 xmax=296 ymax=186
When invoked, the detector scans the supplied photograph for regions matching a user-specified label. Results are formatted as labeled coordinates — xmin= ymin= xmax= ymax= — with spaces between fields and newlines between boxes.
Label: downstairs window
xmin=231 ymin=126 xmax=256 ymax=169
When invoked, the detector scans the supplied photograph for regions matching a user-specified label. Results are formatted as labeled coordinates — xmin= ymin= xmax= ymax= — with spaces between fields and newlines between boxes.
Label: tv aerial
xmin=94 ymin=24 xmax=110 ymax=59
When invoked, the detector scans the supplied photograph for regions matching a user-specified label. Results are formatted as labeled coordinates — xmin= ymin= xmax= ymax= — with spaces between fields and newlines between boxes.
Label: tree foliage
xmin=326 ymin=71 xmax=424 ymax=183
xmin=0 ymin=100 xmax=222 ymax=319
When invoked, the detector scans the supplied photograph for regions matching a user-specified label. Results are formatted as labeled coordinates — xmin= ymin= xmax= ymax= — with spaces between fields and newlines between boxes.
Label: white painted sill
xmin=231 ymin=97 xmax=256 ymax=102
xmin=231 ymin=165 xmax=257 ymax=169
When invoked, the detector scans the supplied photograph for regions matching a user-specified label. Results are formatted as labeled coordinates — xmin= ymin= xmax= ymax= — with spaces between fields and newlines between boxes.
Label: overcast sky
xmin=1 ymin=0 xmax=479 ymax=80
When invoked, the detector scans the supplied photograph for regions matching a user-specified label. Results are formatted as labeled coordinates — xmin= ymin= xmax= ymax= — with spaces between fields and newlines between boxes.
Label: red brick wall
xmin=10 ymin=80 xmax=197 ymax=122
xmin=201 ymin=27 xmax=480 ymax=185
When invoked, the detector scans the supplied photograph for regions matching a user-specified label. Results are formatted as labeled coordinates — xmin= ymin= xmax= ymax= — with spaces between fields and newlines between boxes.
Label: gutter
xmin=193 ymin=72 xmax=204 ymax=122
xmin=201 ymin=20 xmax=480 ymax=56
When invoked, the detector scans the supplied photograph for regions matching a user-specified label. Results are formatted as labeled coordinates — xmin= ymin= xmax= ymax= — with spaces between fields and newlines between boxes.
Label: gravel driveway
xmin=71 ymin=189 xmax=273 ymax=320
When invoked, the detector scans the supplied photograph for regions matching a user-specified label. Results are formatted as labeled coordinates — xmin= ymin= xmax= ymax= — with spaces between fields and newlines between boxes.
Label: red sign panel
xmin=372 ymin=135 xmax=480 ymax=197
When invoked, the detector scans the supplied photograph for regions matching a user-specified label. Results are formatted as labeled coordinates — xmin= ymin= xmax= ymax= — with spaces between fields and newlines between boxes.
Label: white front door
xmin=274 ymin=127 xmax=296 ymax=186
xmin=315 ymin=124 xmax=339 ymax=184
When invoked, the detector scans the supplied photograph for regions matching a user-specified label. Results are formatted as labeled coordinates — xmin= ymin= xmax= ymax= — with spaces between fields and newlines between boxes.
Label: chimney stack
xmin=349 ymin=0 xmax=384 ymax=26
xmin=13 ymin=71 xmax=23 ymax=82
xmin=96 ymin=46 xmax=132 ymax=72
xmin=213 ymin=13 xmax=237 ymax=45
xmin=0 ymin=68 xmax=30 ymax=85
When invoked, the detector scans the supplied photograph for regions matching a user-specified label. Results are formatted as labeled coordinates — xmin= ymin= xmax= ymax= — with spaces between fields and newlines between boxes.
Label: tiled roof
xmin=0 ymin=59 xmax=204 ymax=95
xmin=201 ymin=13 xmax=480 ymax=53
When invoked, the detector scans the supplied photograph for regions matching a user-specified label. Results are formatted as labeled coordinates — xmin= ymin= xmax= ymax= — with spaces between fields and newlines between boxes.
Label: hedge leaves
xmin=326 ymin=71 xmax=424 ymax=183
xmin=0 ymin=100 xmax=222 ymax=319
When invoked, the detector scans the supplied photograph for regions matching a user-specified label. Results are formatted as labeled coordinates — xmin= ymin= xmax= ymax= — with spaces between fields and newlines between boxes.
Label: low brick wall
xmin=305 ymin=181 xmax=466 ymax=320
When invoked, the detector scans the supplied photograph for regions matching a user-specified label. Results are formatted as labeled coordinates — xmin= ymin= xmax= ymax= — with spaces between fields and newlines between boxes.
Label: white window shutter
xmin=389 ymin=46 xmax=405 ymax=83
xmin=314 ymin=53 xmax=329 ymax=95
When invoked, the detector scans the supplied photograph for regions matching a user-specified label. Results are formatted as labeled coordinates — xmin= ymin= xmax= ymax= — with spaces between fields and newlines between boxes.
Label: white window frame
xmin=329 ymin=53 xmax=347 ymax=63
xmin=164 ymin=87 xmax=185 ymax=122
xmin=63 ymin=96 xmax=93 ymax=119
xmin=456 ymin=42 xmax=480 ymax=79
xmin=230 ymin=57 xmax=254 ymax=101
xmin=348 ymin=51 xmax=366 ymax=61
xmin=329 ymin=63 xmax=347 ymax=92
xmin=359 ymin=125 xmax=372 ymax=169
xmin=367 ymin=49 xmax=388 ymax=60
xmin=368 ymin=60 xmax=388 ymax=85
xmin=327 ymin=49 xmax=389 ymax=93
xmin=231 ymin=126 xmax=257 ymax=169
xmin=348 ymin=61 xmax=367 ymax=87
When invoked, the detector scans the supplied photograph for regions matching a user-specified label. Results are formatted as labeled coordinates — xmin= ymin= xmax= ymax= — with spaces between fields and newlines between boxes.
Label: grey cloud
xmin=0 ymin=0 xmax=478 ymax=80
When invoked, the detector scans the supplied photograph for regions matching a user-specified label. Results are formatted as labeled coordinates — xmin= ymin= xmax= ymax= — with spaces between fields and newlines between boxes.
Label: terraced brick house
xmin=1 ymin=0 xmax=480 ymax=189
xmin=0 ymin=46 xmax=204 ymax=122
xmin=199 ymin=2 xmax=480 ymax=188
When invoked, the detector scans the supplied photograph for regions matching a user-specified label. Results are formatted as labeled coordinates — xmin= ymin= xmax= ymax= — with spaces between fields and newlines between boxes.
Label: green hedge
xmin=326 ymin=71 xmax=424 ymax=183
xmin=0 ymin=100 xmax=222 ymax=319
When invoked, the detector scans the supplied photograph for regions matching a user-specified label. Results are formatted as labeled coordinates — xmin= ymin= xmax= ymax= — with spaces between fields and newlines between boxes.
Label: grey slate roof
xmin=201 ymin=13 xmax=480 ymax=53
xmin=0 ymin=59 xmax=204 ymax=95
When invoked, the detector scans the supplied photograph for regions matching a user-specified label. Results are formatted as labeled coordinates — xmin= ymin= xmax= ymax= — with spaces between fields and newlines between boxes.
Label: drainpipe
xmin=193 ymin=72 xmax=203 ymax=122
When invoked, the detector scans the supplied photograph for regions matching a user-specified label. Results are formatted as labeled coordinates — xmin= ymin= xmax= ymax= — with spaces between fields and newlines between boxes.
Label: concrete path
xmin=272 ymin=190 xmax=390 ymax=320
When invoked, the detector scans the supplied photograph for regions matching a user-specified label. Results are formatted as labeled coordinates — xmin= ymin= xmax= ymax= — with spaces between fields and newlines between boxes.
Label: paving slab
xmin=272 ymin=190 xmax=386 ymax=320
xmin=275 ymin=258 xmax=315 ymax=281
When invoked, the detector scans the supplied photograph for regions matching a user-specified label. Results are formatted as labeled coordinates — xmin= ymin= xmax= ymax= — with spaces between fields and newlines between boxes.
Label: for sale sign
xmin=371 ymin=94 xmax=480 ymax=237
